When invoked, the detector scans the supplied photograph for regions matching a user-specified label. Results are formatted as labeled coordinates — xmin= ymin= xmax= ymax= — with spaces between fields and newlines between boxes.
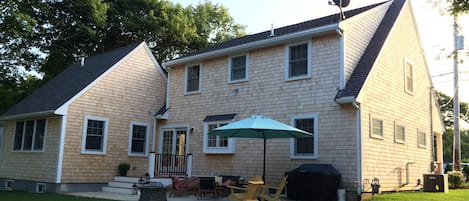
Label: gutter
xmin=0 ymin=110 xmax=56 ymax=121
xmin=163 ymin=23 xmax=339 ymax=67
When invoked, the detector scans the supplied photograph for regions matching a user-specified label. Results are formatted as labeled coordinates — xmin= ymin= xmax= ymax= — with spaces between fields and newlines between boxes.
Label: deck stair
xmin=102 ymin=176 xmax=140 ymax=195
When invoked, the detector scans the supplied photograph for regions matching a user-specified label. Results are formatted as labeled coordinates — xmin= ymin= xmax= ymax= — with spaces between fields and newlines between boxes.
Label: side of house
xmin=0 ymin=42 xmax=167 ymax=192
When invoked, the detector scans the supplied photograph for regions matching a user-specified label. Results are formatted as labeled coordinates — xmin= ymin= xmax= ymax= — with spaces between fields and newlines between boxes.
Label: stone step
xmin=102 ymin=186 xmax=136 ymax=195
xmin=114 ymin=176 xmax=141 ymax=183
xmin=108 ymin=181 xmax=136 ymax=188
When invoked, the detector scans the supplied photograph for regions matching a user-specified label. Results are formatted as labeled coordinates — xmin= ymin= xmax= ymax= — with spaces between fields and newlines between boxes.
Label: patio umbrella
xmin=208 ymin=115 xmax=313 ymax=181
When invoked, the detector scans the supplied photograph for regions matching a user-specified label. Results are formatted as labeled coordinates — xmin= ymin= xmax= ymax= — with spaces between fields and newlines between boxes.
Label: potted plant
xmin=118 ymin=163 xmax=131 ymax=176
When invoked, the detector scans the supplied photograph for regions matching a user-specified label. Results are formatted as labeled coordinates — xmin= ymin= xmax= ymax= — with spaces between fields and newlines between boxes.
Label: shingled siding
xmin=166 ymin=34 xmax=360 ymax=187
xmin=60 ymin=44 xmax=166 ymax=183
xmin=0 ymin=116 xmax=61 ymax=183
xmin=358 ymin=2 xmax=441 ymax=192
xmin=343 ymin=2 xmax=389 ymax=84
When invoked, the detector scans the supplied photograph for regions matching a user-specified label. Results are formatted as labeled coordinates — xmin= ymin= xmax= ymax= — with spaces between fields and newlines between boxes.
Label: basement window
xmin=36 ymin=183 xmax=47 ymax=193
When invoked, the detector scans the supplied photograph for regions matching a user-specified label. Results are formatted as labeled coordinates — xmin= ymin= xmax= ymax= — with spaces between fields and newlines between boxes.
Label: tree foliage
xmin=0 ymin=0 xmax=245 ymax=113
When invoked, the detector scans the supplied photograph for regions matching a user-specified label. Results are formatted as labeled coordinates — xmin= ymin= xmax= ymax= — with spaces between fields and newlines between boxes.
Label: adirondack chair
xmin=259 ymin=175 xmax=288 ymax=201
xmin=228 ymin=175 xmax=264 ymax=201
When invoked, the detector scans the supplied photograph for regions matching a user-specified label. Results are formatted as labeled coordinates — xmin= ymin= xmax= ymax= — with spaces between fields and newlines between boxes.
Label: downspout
xmin=152 ymin=118 xmax=157 ymax=152
xmin=354 ymin=101 xmax=362 ymax=196
xmin=56 ymin=114 xmax=67 ymax=184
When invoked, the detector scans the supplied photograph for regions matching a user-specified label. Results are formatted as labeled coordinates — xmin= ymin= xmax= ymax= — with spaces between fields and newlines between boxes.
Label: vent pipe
xmin=270 ymin=24 xmax=275 ymax=37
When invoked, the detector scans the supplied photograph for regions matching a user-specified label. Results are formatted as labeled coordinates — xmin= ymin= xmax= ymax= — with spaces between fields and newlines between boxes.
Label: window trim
xmin=203 ymin=120 xmax=235 ymax=154
xmin=289 ymin=113 xmax=318 ymax=159
xmin=404 ymin=57 xmax=414 ymax=95
xmin=285 ymin=41 xmax=312 ymax=81
xmin=81 ymin=115 xmax=109 ymax=155
xmin=417 ymin=129 xmax=426 ymax=148
xmin=12 ymin=119 xmax=47 ymax=152
xmin=394 ymin=121 xmax=405 ymax=144
xmin=128 ymin=121 xmax=150 ymax=156
xmin=184 ymin=64 xmax=202 ymax=94
xmin=228 ymin=54 xmax=249 ymax=83
xmin=369 ymin=114 xmax=384 ymax=139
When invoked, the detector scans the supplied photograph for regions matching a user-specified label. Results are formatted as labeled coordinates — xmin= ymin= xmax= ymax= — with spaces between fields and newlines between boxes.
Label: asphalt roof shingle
xmin=1 ymin=43 xmax=141 ymax=118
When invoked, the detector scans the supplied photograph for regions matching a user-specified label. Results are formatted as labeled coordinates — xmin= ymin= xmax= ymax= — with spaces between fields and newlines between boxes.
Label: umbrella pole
xmin=263 ymin=138 xmax=266 ymax=182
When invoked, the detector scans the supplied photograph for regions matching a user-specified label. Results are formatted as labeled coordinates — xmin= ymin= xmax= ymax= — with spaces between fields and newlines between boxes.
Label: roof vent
xmin=80 ymin=57 xmax=85 ymax=67
xmin=270 ymin=24 xmax=275 ymax=37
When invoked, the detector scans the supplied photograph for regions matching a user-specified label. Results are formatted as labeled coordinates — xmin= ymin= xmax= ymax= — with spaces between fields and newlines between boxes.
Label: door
xmin=159 ymin=127 xmax=188 ymax=174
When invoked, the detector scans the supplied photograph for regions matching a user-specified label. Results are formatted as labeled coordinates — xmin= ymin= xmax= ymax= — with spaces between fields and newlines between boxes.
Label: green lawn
xmin=367 ymin=189 xmax=469 ymax=201
xmin=0 ymin=191 xmax=114 ymax=201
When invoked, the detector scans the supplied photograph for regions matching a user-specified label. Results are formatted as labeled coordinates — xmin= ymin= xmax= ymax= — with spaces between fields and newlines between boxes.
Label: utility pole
xmin=453 ymin=14 xmax=461 ymax=172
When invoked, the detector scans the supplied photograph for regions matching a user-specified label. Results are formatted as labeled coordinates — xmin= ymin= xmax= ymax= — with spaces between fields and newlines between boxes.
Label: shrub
xmin=118 ymin=163 xmax=131 ymax=176
xmin=447 ymin=171 xmax=465 ymax=188
xmin=463 ymin=166 xmax=469 ymax=181
xmin=445 ymin=163 xmax=453 ymax=173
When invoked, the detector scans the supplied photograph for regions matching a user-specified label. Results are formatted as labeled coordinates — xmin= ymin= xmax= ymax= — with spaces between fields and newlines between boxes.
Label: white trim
xmin=404 ymin=57 xmax=415 ymax=95
xmin=55 ymin=44 xmax=142 ymax=116
xmin=228 ymin=53 xmax=249 ymax=83
xmin=369 ymin=114 xmax=384 ymax=139
xmin=158 ymin=125 xmax=190 ymax=154
xmin=56 ymin=115 xmax=67 ymax=183
xmin=284 ymin=40 xmax=312 ymax=81
xmin=128 ymin=121 xmax=151 ymax=156
xmin=0 ymin=111 xmax=55 ymax=121
xmin=203 ymin=121 xmax=235 ymax=154
xmin=166 ymin=69 xmax=171 ymax=109
xmin=184 ymin=64 xmax=202 ymax=94
xmin=339 ymin=31 xmax=346 ymax=90
xmin=417 ymin=129 xmax=427 ymax=148
xmin=81 ymin=115 xmax=109 ymax=155
xmin=289 ymin=113 xmax=318 ymax=159
xmin=141 ymin=42 xmax=168 ymax=82
xmin=394 ymin=121 xmax=406 ymax=144
xmin=163 ymin=23 xmax=339 ymax=67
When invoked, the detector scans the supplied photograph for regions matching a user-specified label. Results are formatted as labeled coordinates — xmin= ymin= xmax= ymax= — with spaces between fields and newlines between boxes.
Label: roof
xmin=165 ymin=1 xmax=389 ymax=66
xmin=335 ymin=0 xmax=406 ymax=99
xmin=203 ymin=113 xmax=237 ymax=122
xmin=1 ymin=43 xmax=141 ymax=118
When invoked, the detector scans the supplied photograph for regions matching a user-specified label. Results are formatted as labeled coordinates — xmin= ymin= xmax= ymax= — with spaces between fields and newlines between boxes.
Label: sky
xmin=170 ymin=0 xmax=469 ymax=103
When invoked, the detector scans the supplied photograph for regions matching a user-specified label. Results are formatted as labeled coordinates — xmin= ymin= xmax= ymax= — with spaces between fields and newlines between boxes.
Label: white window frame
xmin=290 ymin=113 xmax=318 ymax=159
xmin=228 ymin=54 xmax=249 ymax=83
xmin=370 ymin=114 xmax=384 ymax=139
xmin=12 ymin=119 xmax=47 ymax=152
xmin=404 ymin=57 xmax=414 ymax=95
xmin=81 ymin=115 xmax=109 ymax=155
xmin=203 ymin=121 xmax=235 ymax=154
xmin=285 ymin=40 xmax=312 ymax=81
xmin=184 ymin=64 xmax=202 ymax=94
xmin=394 ymin=121 xmax=405 ymax=144
xmin=128 ymin=121 xmax=150 ymax=156
xmin=418 ymin=129 xmax=426 ymax=148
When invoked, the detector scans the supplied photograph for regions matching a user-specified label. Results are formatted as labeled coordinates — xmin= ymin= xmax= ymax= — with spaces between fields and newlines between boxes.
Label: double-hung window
xmin=394 ymin=123 xmax=405 ymax=143
xmin=185 ymin=64 xmax=201 ymax=93
xmin=128 ymin=121 xmax=150 ymax=156
xmin=418 ymin=131 xmax=426 ymax=148
xmin=370 ymin=116 xmax=384 ymax=139
xmin=405 ymin=58 xmax=414 ymax=94
xmin=285 ymin=41 xmax=312 ymax=80
xmin=13 ymin=119 xmax=46 ymax=151
xmin=82 ymin=116 xmax=108 ymax=154
xmin=290 ymin=114 xmax=318 ymax=159
xmin=229 ymin=54 xmax=248 ymax=82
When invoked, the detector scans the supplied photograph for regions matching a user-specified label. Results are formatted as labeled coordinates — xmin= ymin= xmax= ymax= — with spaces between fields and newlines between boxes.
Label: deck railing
xmin=148 ymin=153 xmax=192 ymax=177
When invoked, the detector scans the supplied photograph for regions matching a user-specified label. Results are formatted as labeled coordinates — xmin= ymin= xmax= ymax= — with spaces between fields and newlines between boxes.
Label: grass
xmin=367 ymin=189 xmax=469 ymax=201
xmin=0 ymin=191 xmax=114 ymax=201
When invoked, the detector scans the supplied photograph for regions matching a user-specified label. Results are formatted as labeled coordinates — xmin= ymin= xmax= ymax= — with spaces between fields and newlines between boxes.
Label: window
xmin=36 ymin=183 xmax=47 ymax=193
xmin=82 ymin=116 xmax=108 ymax=154
xmin=229 ymin=54 xmax=248 ymax=82
xmin=394 ymin=123 xmax=405 ymax=143
xmin=290 ymin=114 xmax=318 ymax=159
xmin=128 ymin=122 xmax=150 ymax=156
xmin=370 ymin=117 xmax=383 ymax=139
xmin=405 ymin=58 xmax=414 ymax=94
xmin=285 ymin=41 xmax=312 ymax=80
xmin=203 ymin=122 xmax=235 ymax=154
xmin=185 ymin=64 xmax=201 ymax=93
xmin=418 ymin=131 xmax=426 ymax=148
xmin=13 ymin=119 xmax=46 ymax=151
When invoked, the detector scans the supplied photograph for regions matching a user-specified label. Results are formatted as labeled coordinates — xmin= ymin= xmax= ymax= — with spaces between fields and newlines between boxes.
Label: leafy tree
xmin=451 ymin=0 xmax=469 ymax=16
xmin=436 ymin=91 xmax=469 ymax=128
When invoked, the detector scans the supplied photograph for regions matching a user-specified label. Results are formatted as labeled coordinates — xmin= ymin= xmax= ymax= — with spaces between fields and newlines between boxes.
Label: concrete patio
xmin=67 ymin=191 xmax=231 ymax=201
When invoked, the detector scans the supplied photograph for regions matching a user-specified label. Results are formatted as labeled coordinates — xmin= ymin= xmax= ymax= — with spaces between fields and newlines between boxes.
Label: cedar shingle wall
xmin=358 ymin=2 xmax=442 ymax=192
xmin=61 ymin=44 xmax=166 ymax=183
xmin=167 ymin=35 xmax=359 ymax=187
xmin=0 ymin=116 xmax=61 ymax=182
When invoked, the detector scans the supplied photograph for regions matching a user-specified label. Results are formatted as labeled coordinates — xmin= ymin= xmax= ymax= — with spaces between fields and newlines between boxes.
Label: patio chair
xmin=197 ymin=177 xmax=217 ymax=199
xmin=228 ymin=175 xmax=264 ymax=201
xmin=167 ymin=176 xmax=199 ymax=197
xmin=259 ymin=175 xmax=288 ymax=201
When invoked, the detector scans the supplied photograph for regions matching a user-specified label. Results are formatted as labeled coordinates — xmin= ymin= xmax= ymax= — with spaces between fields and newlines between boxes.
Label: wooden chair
xmin=259 ymin=175 xmax=288 ymax=201
xmin=228 ymin=175 xmax=264 ymax=201
xmin=167 ymin=176 xmax=199 ymax=197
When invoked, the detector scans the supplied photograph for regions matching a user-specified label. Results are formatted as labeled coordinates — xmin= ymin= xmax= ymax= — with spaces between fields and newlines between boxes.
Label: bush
xmin=118 ymin=163 xmax=130 ymax=176
xmin=447 ymin=171 xmax=465 ymax=188
xmin=463 ymin=166 xmax=469 ymax=181
xmin=445 ymin=163 xmax=453 ymax=173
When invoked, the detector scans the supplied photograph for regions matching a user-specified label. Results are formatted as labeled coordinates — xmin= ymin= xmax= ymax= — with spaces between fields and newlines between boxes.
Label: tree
xmin=450 ymin=0 xmax=469 ymax=16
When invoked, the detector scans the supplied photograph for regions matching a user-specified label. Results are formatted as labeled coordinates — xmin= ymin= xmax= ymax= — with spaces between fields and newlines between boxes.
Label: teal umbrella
xmin=208 ymin=115 xmax=313 ymax=180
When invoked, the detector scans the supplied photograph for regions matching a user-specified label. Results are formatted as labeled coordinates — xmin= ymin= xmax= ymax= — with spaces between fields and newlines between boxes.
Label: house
xmin=0 ymin=42 xmax=167 ymax=192
xmin=161 ymin=0 xmax=443 ymax=199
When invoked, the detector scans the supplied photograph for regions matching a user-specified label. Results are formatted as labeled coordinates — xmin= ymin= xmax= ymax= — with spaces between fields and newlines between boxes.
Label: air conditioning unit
xmin=423 ymin=174 xmax=448 ymax=193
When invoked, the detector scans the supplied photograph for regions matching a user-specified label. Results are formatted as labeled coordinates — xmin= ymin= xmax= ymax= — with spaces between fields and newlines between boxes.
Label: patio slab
xmin=67 ymin=191 xmax=231 ymax=201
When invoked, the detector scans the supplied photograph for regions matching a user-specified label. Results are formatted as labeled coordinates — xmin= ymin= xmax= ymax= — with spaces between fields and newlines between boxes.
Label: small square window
xmin=394 ymin=124 xmax=405 ymax=143
xmin=370 ymin=116 xmax=383 ymax=139
xmin=418 ymin=131 xmax=426 ymax=148
xmin=36 ymin=183 xmax=47 ymax=193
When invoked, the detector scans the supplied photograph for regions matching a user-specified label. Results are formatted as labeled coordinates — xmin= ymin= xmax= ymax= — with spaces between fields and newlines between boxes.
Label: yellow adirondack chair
xmin=259 ymin=175 xmax=288 ymax=201
xmin=228 ymin=175 xmax=264 ymax=201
